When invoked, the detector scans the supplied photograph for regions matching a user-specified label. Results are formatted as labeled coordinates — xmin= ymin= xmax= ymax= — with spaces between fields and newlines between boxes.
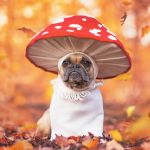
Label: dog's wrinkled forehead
xmin=62 ymin=54 xmax=92 ymax=65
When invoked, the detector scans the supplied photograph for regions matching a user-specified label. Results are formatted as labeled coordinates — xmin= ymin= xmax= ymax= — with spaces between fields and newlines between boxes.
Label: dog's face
xmin=59 ymin=54 xmax=94 ymax=90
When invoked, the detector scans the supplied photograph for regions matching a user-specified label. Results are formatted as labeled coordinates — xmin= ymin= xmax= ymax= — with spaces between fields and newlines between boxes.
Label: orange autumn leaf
xmin=83 ymin=137 xmax=99 ymax=149
xmin=17 ymin=27 xmax=36 ymax=38
xmin=20 ymin=123 xmax=42 ymax=131
xmin=122 ymin=0 xmax=132 ymax=6
xmin=55 ymin=134 xmax=69 ymax=147
xmin=7 ymin=140 xmax=33 ymax=150
xmin=68 ymin=136 xmax=81 ymax=142
xmin=129 ymin=139 xmax=136 ymax=145
xmin=141 ymin=25 xmax=150 ymax=38
xmin=110 ymin=130 xmax=122 ymax=142
xmin=106 ymin=140 xmax=124 ymax=150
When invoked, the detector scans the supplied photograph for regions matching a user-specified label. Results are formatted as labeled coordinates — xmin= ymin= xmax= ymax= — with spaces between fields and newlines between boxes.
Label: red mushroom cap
xmin=26 ymin=15 xmax=131 ymax=79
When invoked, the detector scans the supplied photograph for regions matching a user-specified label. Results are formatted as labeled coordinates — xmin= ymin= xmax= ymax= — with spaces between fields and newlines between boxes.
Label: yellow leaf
xmin=8 ymin=140 xmax=33 ymax=150
xmin=83 ymin=137 xmax=99 ymax=149
xmin=110 ymin=130 xmax=122 ymax=142
xmin=0 ymin=53 xmax=7 ymax=59
xmin=125 ymin=114 xmax=150 ymax=140
xmin=116 ymin=73 xmax=132 ymax=81
xmin=127 ymin=106 xmax=135 ymax=117
xmin=20 ymin=123 xmax=42 ymax=131
xmin=122 ymin=0 xmax=132 ymax=6
xmin=141 ymin=25 xmax=150 ymax=38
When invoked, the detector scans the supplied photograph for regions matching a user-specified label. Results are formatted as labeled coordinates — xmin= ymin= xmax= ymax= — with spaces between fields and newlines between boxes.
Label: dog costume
xmin=50 ymin=52 xmax=105 ymax=138
xmin=26 ymin=15 xmax=131 ymax=138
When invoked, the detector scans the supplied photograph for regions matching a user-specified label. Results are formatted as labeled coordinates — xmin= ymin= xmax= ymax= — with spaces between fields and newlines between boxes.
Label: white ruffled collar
xmin=50 ymin=75 xmax=104 ymax=101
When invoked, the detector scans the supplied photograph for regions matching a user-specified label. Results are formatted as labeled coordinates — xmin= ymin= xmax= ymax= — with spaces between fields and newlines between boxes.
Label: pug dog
xmin=36 ymin=53 xmax=104 ymax=139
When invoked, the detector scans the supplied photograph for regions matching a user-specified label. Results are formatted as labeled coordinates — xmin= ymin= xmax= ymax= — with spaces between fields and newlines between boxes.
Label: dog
xmin=36 ymin=52 xmax=104 ymax=139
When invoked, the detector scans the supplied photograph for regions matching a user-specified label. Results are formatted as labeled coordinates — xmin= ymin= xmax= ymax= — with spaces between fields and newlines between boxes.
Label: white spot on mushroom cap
xmin=65 ymin=15 xmax=74 ymax=18
xmin=55 ymin=26 xmax=61 ymax=29
xmin=52 ymin=18 xmax=64 ymax=24
xmin=108 ymin=35 xmax=117 ymax=40
xmin=82 ymin=18 xmax=87 ymax=21
xmin=67 ymin=29 xmax=74 ymax=32
xmin=41 ymin=28 xmax=45 ymax=31
xmin=89 ymin=28 xmax=101 ymax=36
xmin=98 ymin=24 xmax=102 ymax=27
xmin=102 ymin=24 xmax=108 ymax=30
xmin=102 ymin=24 xmax=116 ymax=36
xmin=69 ymin=24 xmax=82 ymax=28
xmin=94 ymin=33 xmax=101 ymax=36
xmin=107 ymin=30 xmax=116 ymax=36
xmin=42 ymin=31 xmax=49 ymax=35
xmin=87 ymin=15 xmax=96 ymax=19
xmin=69 ymin=24 xmax=82 ymax=31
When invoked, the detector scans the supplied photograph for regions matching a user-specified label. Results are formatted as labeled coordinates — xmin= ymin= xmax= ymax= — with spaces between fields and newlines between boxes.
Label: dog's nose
xmin=71 ymin=64 xmax=81 ymax=68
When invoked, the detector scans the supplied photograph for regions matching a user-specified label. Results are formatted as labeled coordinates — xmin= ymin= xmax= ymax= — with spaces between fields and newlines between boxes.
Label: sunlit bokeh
xmin=141 ymin=33 xmax=150 ymax=47
xmin=122 ymin=14 xmax=137 ymax=38
xmin=77 ymin=8 xmax=88 ymax=16
xmin=91 ymin=8 xmax=101 ymax=18
xmin=23 ymin=7 xmax=34 ymax=18
xmin=78 ymin=0 xmax=95 ymax=8
xmin=0 ymin=13 xmax=8 ymax=26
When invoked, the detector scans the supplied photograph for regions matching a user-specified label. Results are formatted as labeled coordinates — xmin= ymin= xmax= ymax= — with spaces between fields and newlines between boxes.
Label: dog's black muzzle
xmin=63 ymin=64 xmax=89 ymax=83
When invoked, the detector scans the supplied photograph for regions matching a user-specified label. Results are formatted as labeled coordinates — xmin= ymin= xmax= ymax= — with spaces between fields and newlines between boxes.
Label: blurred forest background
xmin=0 ymin=0 xmax=150 ymax=133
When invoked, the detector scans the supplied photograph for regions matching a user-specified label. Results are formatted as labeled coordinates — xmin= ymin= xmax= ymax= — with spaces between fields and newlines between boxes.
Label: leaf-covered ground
xmin=1 ymin=111 xmax=150 ymax=150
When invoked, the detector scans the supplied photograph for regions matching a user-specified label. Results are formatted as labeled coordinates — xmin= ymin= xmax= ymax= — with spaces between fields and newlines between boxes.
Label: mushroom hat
xmin=26 ymin=15 xmax=131 ymax=79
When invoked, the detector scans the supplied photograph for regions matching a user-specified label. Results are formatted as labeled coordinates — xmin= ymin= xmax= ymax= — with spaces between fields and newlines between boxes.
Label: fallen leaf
xmin=141 ymin=25 xmax=150 ymax=38
xmin=120 ymin=11 xmax=127 ymax=26
xmin=20 ymin=123 xmax=42 ymax=131
xmin=82 ymin=135 xmax=92 ymax=145
xmin=127 ymin=106 xmax=135 ymax=117
xmin=40 ymin=147 xmax=54 ymax=150
xmin=83 ymin=137 xmax=99 ymax=149
xmin=68 ymin=136 xmax=81 ymax=142
xmin=0 ymin=53 xmax=7 ymax=59
xmin=122 ymin=0 xmax=132 ymax=6
xmin=116 ymin=73 xmax=132 ymax=81
xmin=106 ymin=140 xmax=124 ymax=150
xmin=11 ymin=133 xmax=22 ymax=139
xmin=8 ymin=140 xmax=33 ymax=150
xmin=55 ymin=134 xmax=69 ymax=147
xmin=125 ymin=114 xmax=150 ymax=140
xmin=141 ymin=142 xmax=150 ymax=150
xmin=17 ymin=27 xmax=36 ymax=38
xmin=129 ymin=139 xmax=136 ymax=145
xmin=68 ymin=139 xmax=76 ymax=145
xmin=110 ymin=130 xmax=122 ymax=142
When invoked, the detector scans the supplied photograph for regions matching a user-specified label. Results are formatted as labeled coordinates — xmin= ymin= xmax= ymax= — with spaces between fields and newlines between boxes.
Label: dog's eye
xmin=63 ymin=61 xmax=69 ymax=66
xmin=83 ymin=61 xmax=91 ymax=67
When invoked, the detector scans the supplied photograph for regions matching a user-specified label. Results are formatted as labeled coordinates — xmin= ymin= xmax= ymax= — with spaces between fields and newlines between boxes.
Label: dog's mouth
xmin=63 ymin=71 xmax=89 ymax=83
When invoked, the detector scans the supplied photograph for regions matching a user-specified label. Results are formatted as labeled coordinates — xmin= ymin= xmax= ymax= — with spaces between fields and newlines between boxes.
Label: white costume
xmin=50 ymin=52 xmax=105 ymax=139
